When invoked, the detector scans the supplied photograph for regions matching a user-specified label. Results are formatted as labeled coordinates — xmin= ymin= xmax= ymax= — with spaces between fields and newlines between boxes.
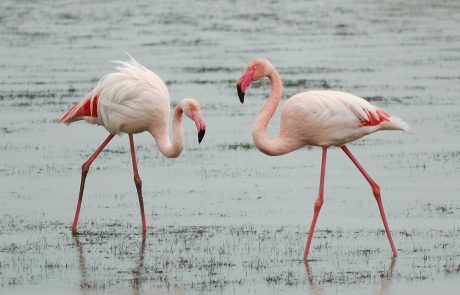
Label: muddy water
xmin=1 ymin=0 xmax=460 ymax=294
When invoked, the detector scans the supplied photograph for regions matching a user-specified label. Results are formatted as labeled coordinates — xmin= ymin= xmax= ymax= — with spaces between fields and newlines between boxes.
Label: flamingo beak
xmin=237 ymin=84 xmax=244 ymax=104
xmin=237 ymin=68 xmax=254 ymax=104
xmin=192 ymin=111 xmax=206 ymax=144
xmin=198 ymin=129 xmax=205 ymax=144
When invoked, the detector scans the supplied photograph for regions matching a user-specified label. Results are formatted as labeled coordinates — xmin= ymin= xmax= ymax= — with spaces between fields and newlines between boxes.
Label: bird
xmin=236 ymin=58 xmax=408 ymax=260
xmin=60 ymin=55 xmax=206 ymax=234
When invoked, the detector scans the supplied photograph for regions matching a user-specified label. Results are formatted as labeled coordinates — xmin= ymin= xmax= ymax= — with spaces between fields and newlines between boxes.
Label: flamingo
xmin=60 ymin=56 xmax=206 ymax=234
xmin=236 ymin=58 xmax=408 ymax=260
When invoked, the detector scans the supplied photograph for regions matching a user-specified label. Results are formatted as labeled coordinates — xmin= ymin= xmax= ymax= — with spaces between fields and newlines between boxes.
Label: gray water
xmin=1 ymin=0 xmax=460 ymax=294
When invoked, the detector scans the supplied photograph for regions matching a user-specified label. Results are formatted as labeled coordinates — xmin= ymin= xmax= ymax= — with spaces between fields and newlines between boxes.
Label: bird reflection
xmin=132 ymin=233 xmax=147 ymax=295
xmin=73 ymin=233 xmax=90 ymax=292
xmin=303 ymin=261 xmax=327 ymax=295
xmin=303 ymin=258 xmax=397 ymax=295
xmin=378 ymin=258 xmax=397 ymax=295
xmin=73 ymin=233 xmax=146 ymax=295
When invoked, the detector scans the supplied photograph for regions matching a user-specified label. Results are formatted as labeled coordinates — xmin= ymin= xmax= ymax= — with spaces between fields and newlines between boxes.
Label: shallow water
xmin=1 ymin=0 xmax=460 ymax=294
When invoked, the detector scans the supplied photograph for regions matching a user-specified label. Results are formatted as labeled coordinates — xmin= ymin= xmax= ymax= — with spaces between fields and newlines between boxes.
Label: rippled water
xmin=1 ymin=0 xmax=460 ymax=294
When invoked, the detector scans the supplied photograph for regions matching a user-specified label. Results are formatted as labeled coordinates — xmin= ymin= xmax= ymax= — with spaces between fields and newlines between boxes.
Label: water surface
xmin=1 ymin=0 xmax=460 ymax=294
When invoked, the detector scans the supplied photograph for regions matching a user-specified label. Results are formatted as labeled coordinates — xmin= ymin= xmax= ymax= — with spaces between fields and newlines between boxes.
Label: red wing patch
xmin=92 ymin=95 xmax=98 ymax=117
xmin=60 ymin=95 xmax=99 ymax=123
xmin=360 ymin=108 xmax=390 ymax=127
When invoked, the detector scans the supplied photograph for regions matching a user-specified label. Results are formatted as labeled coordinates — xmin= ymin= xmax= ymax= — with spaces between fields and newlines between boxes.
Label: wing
xmin=59 ymin=56 xmax=170 ymax=132
xmin=301 ymin=90 xmax=406 ymax=130
xmin=97 ymin=56 xmax=170 ymax=134
xmin=282 ymin=90 xmax=408 ymax=146
xmin=327 ymin=91 xmax=389 ymax=127
xmin=328 ymin=91 xmax=408 ymax=130
xmin=59 ymin=92 xmax=99 ymax=124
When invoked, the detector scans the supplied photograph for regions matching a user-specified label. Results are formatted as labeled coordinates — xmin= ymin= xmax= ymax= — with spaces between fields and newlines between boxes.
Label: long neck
xmin=152 ymin=104 xmax=184 ymax=158
xmin=252 ymin=70 xmax=290 ymax=156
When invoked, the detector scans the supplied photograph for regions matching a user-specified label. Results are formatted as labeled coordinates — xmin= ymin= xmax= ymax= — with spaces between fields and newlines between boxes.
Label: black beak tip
xmin=237 ymin=84 xmax=245 ymax=104
xmin=198 ymin=129 xmax=205 ymax=143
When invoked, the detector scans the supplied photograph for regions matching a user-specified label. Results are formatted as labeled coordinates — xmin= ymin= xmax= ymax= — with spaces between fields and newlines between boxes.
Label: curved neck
xmin=252 ymin=70 xmax=289 ymax=156
xmin=152 ymin=104 xmax=184 ymax=158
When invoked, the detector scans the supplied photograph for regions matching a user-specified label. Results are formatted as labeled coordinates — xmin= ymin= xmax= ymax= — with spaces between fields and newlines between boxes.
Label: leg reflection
xmin=132 ymin=233 xmax=147 ymax=295
xmin=378 ymin=257 xmax=397 ymax=295
xmin=303 ymin=258 xmax=397 ymax=295
xmin=303 ymin=261 xmax=327 ymax=295
xmin=73 ymin=233 xmax=148 ymax=294
xmin=73 ymin=234 xmax=91 ymax=293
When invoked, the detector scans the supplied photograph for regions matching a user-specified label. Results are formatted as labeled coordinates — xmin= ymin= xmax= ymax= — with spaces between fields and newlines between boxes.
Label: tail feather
xmin=60 ymin=94 xmax=99 ymax=124
xmin=59 ymin=103 xmax=79 ymax=124
xmin=381 ymin=116 xmax=410 ymax=131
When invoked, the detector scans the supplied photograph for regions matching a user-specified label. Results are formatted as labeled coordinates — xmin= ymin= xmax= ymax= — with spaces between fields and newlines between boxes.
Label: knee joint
xmin=314 ymin=196 xmax=324 ymax=211
xmin=134 ymin=176 xmax=142 ymax=188
xmin=81 ymin=163 xmax=90 ymax=175
xmin=372 ymin=183 xmax=381 ymax=199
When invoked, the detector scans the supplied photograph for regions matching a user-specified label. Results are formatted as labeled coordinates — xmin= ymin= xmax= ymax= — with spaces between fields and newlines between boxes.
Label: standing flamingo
xmin=60 ymin=56 xmax=206 ymax=234
xmin=236 ymin=58 xmax=408 ymax=260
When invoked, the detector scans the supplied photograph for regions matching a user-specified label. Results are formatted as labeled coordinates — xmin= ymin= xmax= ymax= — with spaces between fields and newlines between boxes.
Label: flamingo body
xmin=279 ymin=90 xmax=409 ymax=148
xmin=61 ymin=56 xmax=206 ymax=233
xmin=60 ymin=58 xmax=170 ymax=136
xmin=237 ymin=58 xmax=407 ymax=260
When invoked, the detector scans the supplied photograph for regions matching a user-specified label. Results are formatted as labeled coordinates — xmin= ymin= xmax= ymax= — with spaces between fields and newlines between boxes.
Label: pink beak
xmin=192 ymin=111 xmax=206 ymax=143
xmin=236 ymin=68 xmax=254 ymax=103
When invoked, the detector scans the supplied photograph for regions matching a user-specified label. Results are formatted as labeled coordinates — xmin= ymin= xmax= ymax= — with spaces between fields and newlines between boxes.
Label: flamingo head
xmin=237 ymin=58 xmax=275 ymax=103
xmin=180 ymin=98 xmax=206 ymax=143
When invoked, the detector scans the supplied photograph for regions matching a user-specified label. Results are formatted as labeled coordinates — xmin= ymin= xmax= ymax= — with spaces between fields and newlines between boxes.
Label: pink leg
xmin=303 ymin=146 xmax=328 ymax=261
xmin=341 ymin=145 xmax=398 ymax=257
xmin=72 ymin=134 xmax=115 ymax=233
xmin=129 ymin=134 xmax=147 ymax=233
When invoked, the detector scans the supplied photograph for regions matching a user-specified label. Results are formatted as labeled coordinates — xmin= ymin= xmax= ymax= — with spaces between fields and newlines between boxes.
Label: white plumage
xmin=98 ymin=58 xmax=170 ymax=134
xmin=281 ymin=90 xmax=409 ymax=147
xmin=60 ymin=56 xmax=206 ymax=234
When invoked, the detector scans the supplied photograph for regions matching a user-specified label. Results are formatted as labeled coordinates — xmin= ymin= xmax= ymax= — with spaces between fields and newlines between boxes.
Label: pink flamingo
xmin=237 ymin=58 xmax=408 ymax=260
xmin=60 ymin=56 xmax=206 ymax=234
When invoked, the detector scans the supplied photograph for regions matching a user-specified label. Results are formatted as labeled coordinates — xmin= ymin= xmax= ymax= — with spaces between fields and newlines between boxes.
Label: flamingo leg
xmin=72 ymin=133 xmax=115 ymax=233
xmin=129 ymin=134 xmax=147 ymax=233
xmin=303 ymin=146 xmax=328 ymax=261
xmin=341 ymin=145 xmax=398 ymax=257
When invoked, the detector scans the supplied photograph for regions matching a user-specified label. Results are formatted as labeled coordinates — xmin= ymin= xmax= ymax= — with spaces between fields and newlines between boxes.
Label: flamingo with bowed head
xmin=236 ymin=58 xmax=408 ymax=260
xmin=60 ymin=56 xmax=206 ymax=234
